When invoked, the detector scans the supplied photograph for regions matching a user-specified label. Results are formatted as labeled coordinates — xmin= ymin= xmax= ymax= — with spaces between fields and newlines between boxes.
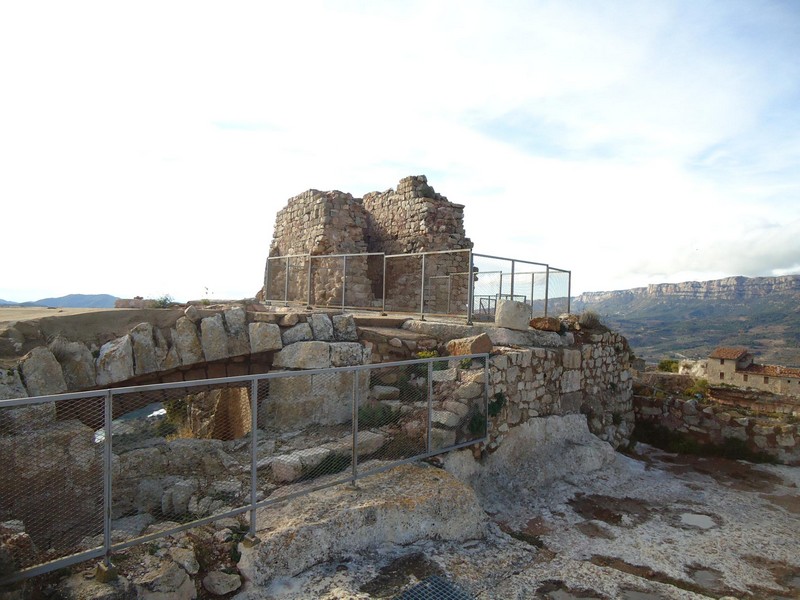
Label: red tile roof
xmin=742 ymin=364 xmax=800 ymax=378
xmin=709 ymin=347 xmax=748 ymax=360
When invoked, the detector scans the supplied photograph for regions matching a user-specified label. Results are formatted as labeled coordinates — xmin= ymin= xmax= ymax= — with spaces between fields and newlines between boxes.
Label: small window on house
xmin=764 ymin=377 xmax=769 ymax=384
xmin=720 ymin=359 xmax=725 ymax=365
xmin=719 ymin=372 xmax=724 ymax=380
xmin=743 ymin=374 xmax=748 ymax=382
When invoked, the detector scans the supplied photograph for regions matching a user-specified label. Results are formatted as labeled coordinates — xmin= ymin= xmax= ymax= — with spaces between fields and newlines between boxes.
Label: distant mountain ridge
xmin=0 ymin=294 xmax=119 ymax=308
xmin=572 ymin=275 xmax=800 ymax=367
xmin=576 ymin=275 xmax=800 ymax=303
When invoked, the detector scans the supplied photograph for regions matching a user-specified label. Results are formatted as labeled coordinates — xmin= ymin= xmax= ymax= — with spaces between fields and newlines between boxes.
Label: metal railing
xmin=264 ymin=250 xmax=571 ymax=322
xmin=0 ymin=354 xmax=488 ymax=585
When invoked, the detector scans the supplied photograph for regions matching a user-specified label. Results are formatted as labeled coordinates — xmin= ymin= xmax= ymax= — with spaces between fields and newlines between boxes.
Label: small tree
xmin=657 ymin=359 xmax=679 ymax=373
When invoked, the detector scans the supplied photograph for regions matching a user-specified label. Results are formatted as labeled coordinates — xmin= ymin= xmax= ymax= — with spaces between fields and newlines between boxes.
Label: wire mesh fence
xmin=0 ymin=354 xmax=488 ymax=585
xmin=264 ymin=250 xmax=570 ymax=322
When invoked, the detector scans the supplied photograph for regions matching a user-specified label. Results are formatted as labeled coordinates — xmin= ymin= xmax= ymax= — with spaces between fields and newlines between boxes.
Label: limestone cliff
xmin=576 ymin=274 xmax=800 ymax=303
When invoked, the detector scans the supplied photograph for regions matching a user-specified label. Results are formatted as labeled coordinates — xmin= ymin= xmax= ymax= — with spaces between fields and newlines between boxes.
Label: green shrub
xmin=657 ymin=359 xmax=679 ymax=373
xmin=683 ymin=379 xmax=709 ymax=399
xmin=578 ymin=310 xmax=602 ymax=329
xmin=153 ymin=294 xmax=174 ymax=308
xmin=468 ymin=412 xmax=487 ymax=435
xmin=358 ymin=402 xmax=397 ymax=427
xmin=488 ymin=392 xmax=506 ymax=417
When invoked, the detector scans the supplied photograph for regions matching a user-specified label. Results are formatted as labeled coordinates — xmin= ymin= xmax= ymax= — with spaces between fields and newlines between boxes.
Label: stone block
xmin=21 ymin=346 xmax=67 ymax=396
xmin=445 ymin=333 xmax=492 ymax=357
xmin=174 ymin=317 xmax=203 ymax=365
xmin=273 ymin=341 xmax=331 ymax=369
xmin=432 ymin=368 xmax=458 ymax=382
xmin=225 ymin=306 xmax=250 ymax=356
xmin=372 ymin=385 xmax=400 ymax=400
xmin=249 ymin=323 xmax=283 ymax=353
xmin=495 ymin=300 xmax=531 ymax=331
xmin=432 ymin=410 xmax=461 ymax=428
xmin=330 ymin=342 xmax=363 ymax=367
xmin=96 ymin=335 xmax=134 ymax=386
xmin=282 ymin=323 xmax=313 ymax=345
xmin=309 ymin=314 xmax=334 ymax=341
xmin=529 ymin=317 xmax=560 ymax=332
xmin=562 ymin=349 xmax=581 ymax=370
xmin=456 ymin=381 xmax=483 ymax=399
xmin=332 ymin=314 xmax=358 ymax=341
xmin=49 ymin=338 xmax=96 ymax=391
xmin=201 ymin=314 xmax=229 ymax=362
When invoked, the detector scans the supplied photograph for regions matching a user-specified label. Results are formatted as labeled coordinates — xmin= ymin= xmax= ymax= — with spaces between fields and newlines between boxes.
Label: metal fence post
xmin=306 ymin=255 xmax=313 ymax=309
xmin=97 ymin=390 xmax=117 ymax=580
xmin=248 ymin=379 xmax=259 ymax=540
xmin=284 ymin=256 xmax=290 ymax=304
xmin=567 ymin=270 xmax=572 ymax=314
xmin=342 ymin=255 xmax=347 ymax=311
xmin=530 ymin=273 xmax=535 ymax=319
xmin=381 ymin=254 xmax=387 ymax=315
xmin=351 ymin=370 xmax=359 ymax=486
xmin=544 ymin=265 xmax=550 ymax=318
xmin=484 ymin=358 xmax=490 ymax=439
xmin=510 ymin=259 xmax=515 ymax=299
xmin=467 ymin=251 xmax=474 ymax=325
xmin=420 ymin=253 xmax=426 ymax=320
xmin=426 ymin=361 xmax=433 ymax=453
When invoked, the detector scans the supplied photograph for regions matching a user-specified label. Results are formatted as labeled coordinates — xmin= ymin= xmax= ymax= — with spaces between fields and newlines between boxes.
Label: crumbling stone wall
xmin=634 ymin=394 xmax=800 ymax=465
xmin=486 ymin=331 xmax=634 ymax=451
xmin=266 ymin=176 xmax=473 ymax=313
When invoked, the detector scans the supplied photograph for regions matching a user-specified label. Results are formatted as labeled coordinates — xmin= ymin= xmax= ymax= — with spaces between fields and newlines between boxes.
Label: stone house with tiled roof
xmin=708 ymin=347 xmax=800 ymax=397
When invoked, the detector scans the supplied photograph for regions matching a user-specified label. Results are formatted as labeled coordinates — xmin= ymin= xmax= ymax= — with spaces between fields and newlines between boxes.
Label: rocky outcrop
xmin=238 ymin=464 xmax=487 ymax=586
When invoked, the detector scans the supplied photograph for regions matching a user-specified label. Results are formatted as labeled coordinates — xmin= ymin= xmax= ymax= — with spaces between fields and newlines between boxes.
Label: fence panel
xmin=0 ymin=393 xmax=106 ymax=581
xmin=265 ymin=255 xmax=310 ymax=305
xmin=0 ymin=354 xmax=488 ymax=586
xmin=546 ymin=267 xmax=571 ymax=316
xmin=384 ymin=254 xmax=423 ymax=313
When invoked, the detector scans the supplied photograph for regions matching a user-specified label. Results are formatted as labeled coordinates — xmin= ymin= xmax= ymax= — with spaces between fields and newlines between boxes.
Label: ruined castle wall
xmin=486 ymin=332 xmax=634 ymax=451
xmin=634 ymin=394 xmax=800 ymax=465
xmin=267 ymin=190 xmax=373 ymax=306
xmin=362 ymin=175 xmax=473 ymax=313
xmin=266 ymin=176 xmax=474 ymax=313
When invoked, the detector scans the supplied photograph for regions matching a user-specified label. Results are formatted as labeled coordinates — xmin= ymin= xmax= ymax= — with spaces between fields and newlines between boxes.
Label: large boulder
xmin=445 ymin=333 xmax=492 ymax=356
xmin=130 ymin=322 xmax=167 ymax=376
xmin=96 ymin=336 xmax=135 ymax=386
xmin=272 ymin=341 xmax=331 ymax=369
xmin=224 ymin=307 xmax=250 ymax=356
xmin=201 ymin=314 xmax=229 ymax=362
xmin=249 ymin=322 xmax=282 ymax=354
xmin=494 ymin=300 xmax=531 ymax=331
xmin=49 ymin=337 xmax=96 ymax=391
xmin=0 ymin=368 xmax=27 ymax=400
xmin=21 ymin=347 xmax=67 ymax=396
xmin=173 ymin=317 xmax=203 ymax=366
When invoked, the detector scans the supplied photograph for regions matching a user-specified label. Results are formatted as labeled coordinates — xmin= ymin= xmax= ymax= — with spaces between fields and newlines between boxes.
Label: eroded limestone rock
xmin=96 ymin=336 xmax=135 ymax=386
xmin=21 ymin=346 xmax=67 ymax=396
xmin=238 ymin=464 xmax=487 ymax=586
xmin=173 ymin=317 xmax=203 ymax=366
xmin=201 ymin=314 xmax=229 ymax=362
xmin=249 ymin=322 xmax=282 ymax=354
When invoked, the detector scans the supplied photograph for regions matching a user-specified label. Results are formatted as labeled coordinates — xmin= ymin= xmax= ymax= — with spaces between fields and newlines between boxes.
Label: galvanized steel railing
xmin=263 ymin=249 xmax=571 ymax=322
xmin=0 ymin=354 xmax=489 ymax=585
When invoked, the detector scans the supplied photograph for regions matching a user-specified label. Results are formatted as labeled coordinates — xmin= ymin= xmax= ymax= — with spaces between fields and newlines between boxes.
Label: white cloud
xmin=1 ymin=1 xmax=798 ymax=301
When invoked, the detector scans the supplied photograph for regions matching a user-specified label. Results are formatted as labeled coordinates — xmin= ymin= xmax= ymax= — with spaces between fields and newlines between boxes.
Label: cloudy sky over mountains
xmin=2 ymin=1 xmax=798 ymax=302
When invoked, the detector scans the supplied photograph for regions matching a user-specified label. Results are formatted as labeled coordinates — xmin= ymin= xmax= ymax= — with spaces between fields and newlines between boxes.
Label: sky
xmin=2 ymin=1 xmax=799 ymax=303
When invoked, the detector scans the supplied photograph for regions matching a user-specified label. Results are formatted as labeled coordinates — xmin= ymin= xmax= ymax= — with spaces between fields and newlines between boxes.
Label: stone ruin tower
xmin=265 ymin=175 xmax=473 ymax=314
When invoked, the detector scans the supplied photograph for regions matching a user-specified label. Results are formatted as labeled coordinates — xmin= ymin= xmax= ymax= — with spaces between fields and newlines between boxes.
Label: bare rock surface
xmin=233 ymin=447 xmax=800 ymax=600
xmin=237 ymin=463 xmax=487 ymax=587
